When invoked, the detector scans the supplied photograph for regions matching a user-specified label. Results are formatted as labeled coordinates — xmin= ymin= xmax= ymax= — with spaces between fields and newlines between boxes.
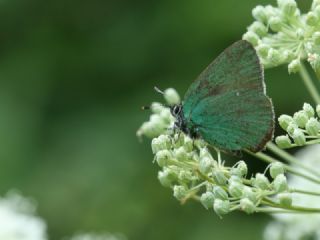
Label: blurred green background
xmin=0 ymin=0 xmax=315 ymax=239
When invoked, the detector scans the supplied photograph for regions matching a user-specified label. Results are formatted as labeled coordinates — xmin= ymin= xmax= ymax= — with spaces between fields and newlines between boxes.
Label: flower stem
xmin=262 ymin=199 xmax=320 ymax=213
xmin=290 ymin=188 xmax=320 ymax=196
xmin=267 ymin=142 xmax=320 ymax=178
xmin=256 ymin=207 xmax=320 ymax=214
xmin=246 ymin=150 xmax=320 ymax=184
xmin=299 ymin=62 xmax=320 ymax=104
xmin=281 ymin=139 xmax=320 ymax=149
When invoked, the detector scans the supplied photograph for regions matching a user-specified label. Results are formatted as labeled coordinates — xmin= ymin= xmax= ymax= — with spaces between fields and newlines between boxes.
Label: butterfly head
xmin=170 ymin=104 xmax=182 ymax=118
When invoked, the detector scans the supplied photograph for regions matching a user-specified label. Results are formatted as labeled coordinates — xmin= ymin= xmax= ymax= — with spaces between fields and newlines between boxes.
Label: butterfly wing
xmin=182 ymin=40 xmax=274 ymax=152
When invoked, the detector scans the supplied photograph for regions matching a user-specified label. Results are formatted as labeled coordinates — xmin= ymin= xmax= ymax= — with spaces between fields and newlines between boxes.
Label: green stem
xmin=246 ymin=150 xmax=320 ymax=184
xmin=267 ymin=142 xmax=320 ymax=178
xmin=263 ymin=199 xmax=320 ymax=213
xmin=282 ymin=139 xmax=320 ymax=149
xmin=299 ymin=62 xmax=320 ymax=104
xmin=291 ymin=188 xmax=320 ymax=196
xmin=256 ymin=207 xmax=320 ymax=214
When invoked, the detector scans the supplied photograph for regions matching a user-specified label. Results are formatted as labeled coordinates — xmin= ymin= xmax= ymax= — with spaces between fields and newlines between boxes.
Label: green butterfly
xmin=169 ymin=40 xmax=274 ymax=153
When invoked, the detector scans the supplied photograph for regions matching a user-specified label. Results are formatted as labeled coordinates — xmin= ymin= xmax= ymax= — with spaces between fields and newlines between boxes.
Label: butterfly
xmin=168 ymin=40 xmax=274 ymax=153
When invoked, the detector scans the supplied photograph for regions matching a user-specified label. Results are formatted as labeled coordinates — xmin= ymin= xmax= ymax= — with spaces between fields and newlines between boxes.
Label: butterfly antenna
xmin=154 ymin=86 xmax=164 ymax=95
xmin=141 ymin=106 xmax=150 ymax=110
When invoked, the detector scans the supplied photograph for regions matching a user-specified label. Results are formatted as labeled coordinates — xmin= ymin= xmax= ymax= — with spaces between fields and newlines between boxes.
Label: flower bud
xmin=286 ymin=122 xmax=298 ymax=135
xmin=270 ymin=162 xmax=285 ymax=179
xmin=155 ymin=150 xmax=172 ymax=167
xmin=213 ymin=186 xmax=228 ymax=200
xmin=273 ymin=174 xmax=288 ymax=193
xmin=229 ymin=182 xmax=244 ymax=198
xmin=288 ymin=59 xmax=301 ymax=74
xmin=213 ymin=199 xmax=230 ymax=216
xmin=253 ymin=173 xmax=270 ymax=190
xmin=278 ymin=192 xmax=292 ymax=207
xmin=306 ymin=12 xmax=319 ymax=26
xmin=303 ymin=103 xmax=315 ymax=118
xmin=183 ymin=136 xmax=194 ymax=152
xmin=199 ymin=156 xmax=213 ymax=174
xmin=252 ymin=5 xmax=268 ymax=23
xmin=178 ymin=170 xmax=193 ymax=182
xmin=164 ymin=88 xmax=180 ymax=105
xmin=278 ymin=114 xmax=293 ymax=131
xmin=151 ymin=135 xmax=170 ymax=153
xmin=256 ymin=44 xmax=270 ymax=58
xmin=158 ymin=168 xmax=177 ymax=187
xmin=200 ymin=192 xmax=215 ymax=209
xmin=199 ymin=147 xmax=212 ymax=159
xmin=292 ymin=128 xmax=306 ymax=146
xmin=240 ymin=198 xmax=255 ymax=214
xmin=248 ymin=21 xmax=268 ymax=36
xmin=281 ymin=0 xmax=297 ymax=16
xmin=293 ymin=110 xmax=309 ymax=128
xmin=283 ymin=50 xmax=295 ymax=61
xmin=267 ymin=48 xmax=282 ymax=66
xmin=159 ymin=108 xmax=173 ymax=123
xmin=275 ymin=135 xmax=292 ymax=149
xmin=173 ymin=147 xmax=188 ymax=161
xmin=229 ymin=175 xmax=242 ymax=184
xmin=232 ymin=160 xmax=248 ymax=177
xmin=269 ymin=16 xmax=282 ymax=32
xmin=242 ymin=31 xmax=260 ymax=46
xmin=242 ymin=186 xmax=257 ymax=203
xmin=212 ymin=169 xmax=228 ymax=185
xmin=173 ymin=185 xmax=188 ymax=200
xmin=151 ymin=102 xmax=165 ymax=114
xmin=306 ymin=117 xmax=320 ymax=136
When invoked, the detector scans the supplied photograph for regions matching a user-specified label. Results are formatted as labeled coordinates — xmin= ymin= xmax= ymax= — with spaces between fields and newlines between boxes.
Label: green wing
xmin=183 ymin=40 xmax=274 ymax=152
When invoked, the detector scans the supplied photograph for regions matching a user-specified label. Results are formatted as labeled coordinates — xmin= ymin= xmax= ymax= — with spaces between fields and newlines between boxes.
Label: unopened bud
xmin=242 ymin=31 xmax=260 ymax=46
xmin=275 ymin=135 xmax=292 ymax=149
xmin=306 ymin=118 xmax=320 ymax=136
xmin=213 ymin=186 xmax=228 ymax=200
xmin=278 ymin=114 xmax=293 ymax=131
xmin=164 ymin=88 xmax=180 ymax=105
xmin=270 ymin=162 xmax=285 ymax=179
xmin=240 ymin=198 xmax=255 ymax=214
xmin=288 ymin=59 xmax=301 ymax=74
xmin=200 ymin=192 xmax=215 ymax=209
xmin=273 ymin=174 xmax=288 ymax=193
xmin=213 ymin=199 xmax=230 ymax=216
xmin=303 ymin=103 xmax=315 ymax=118
xmin=173 ymin=185 xmax=188 ymax=200
xmin=212 ymin=169 xmax=228 ymax=186
xmin=155 ymin=150 xmax=172 ymax=167
xmin=292 ymin=128 xmax=306 ymax=146
xmin=293 ymin=110 xmax=309 ymax=128
xmin=229 ymin=182 xmax=244 ymax=198
xmin=253 ymin=173 xmax=270 ymax=190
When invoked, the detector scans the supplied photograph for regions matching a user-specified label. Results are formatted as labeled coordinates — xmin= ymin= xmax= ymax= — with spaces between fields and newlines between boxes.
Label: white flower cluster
xmin=276 ymin=103 xmax=320 ymax=148
xmin=0 ymin=191 xmax=47 ymax=240
xmin=67 ymin=233 xmax=127 ymax=240
xmin=138 ymin=88 xmax=293 ymax=216
xmin=264 ymin=145 xmax=320 ymax=240
xmin=243 ymin=0 xmax=320 ymax=73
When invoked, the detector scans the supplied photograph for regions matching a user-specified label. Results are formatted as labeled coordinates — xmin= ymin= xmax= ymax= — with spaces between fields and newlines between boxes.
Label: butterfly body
xmin=170 ymin=40 xmax=274 ymax=153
